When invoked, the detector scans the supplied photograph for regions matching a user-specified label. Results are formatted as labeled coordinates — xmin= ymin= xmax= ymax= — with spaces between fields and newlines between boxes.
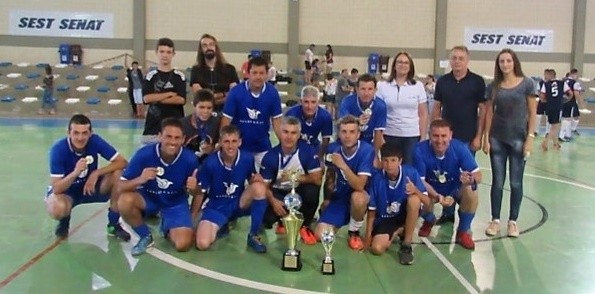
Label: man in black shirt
xmin=190 ymin=33 xmax=239 ymax=113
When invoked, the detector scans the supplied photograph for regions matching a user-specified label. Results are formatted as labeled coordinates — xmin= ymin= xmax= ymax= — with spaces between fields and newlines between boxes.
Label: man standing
xmin=304 ymin=44 xmax=315 ymax=84
xmin=335 ymin=69 xmax=354 ymax=118
xmin=431 ymin=45 xmax=486 ymax=224
xmin=46 ymin=114 xmax=130 ymax=240
xmin=142 ymin=38 xmax=187 ymax=143
xmin=221 ymin=56 xmax=283 ymax=169
xmin=190 ymin=34 xmax=239 ymax=114
xmin=127 ymin=61 xmax=144 ymax=118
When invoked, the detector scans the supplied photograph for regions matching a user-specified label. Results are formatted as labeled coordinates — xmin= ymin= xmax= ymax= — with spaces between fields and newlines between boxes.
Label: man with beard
xmin=190 ymin=34 xmax=240 ymax=113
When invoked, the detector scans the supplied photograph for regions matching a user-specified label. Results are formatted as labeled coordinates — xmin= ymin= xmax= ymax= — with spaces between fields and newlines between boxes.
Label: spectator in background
xmin=424 ymin=74 xmax=436 ymax=115
xmin=190 ymin=33 xmax=240 ymax=114
xmin=241 ymin=54 xmax=252 ymax=81
xmin=267 ymin=61 xmax=277 ymax=85
xmin=325 ymin=44 xmax=334 ymax=74
xmin=126 ymin=61 xmax=145 ymax=118
xmin=38 ymin=65 xmax=56 ymax=115
xmin=335 ymin=69 xmax=354 ymax=119
xmin=322 ymin=73 xmax=338 ymax=119
xmin=348 ymin=68 xmax=359 ymax=91
xmin=311 ymin=58 xmax=322 ymax=84
xmin=304 ymin=44 xmax=315 ymax=85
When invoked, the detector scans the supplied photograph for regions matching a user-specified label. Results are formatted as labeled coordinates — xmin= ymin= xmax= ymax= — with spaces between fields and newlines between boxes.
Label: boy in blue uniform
xmin=316 ymin=115 xmax=375 ymax=251
xmin=194 ymin=125 xmax=269 ymax=253
xmin=221 ymin=56 xmax=283 ymax=169
xmin=46 ymin=114 xmax=130 ymax=240
xmin=413 ymin=119 xmax=481 ymax=250
xmin=285 ymin=85 xmax=333 ymax=160
xmin=260 ymin=116 xmax=322 ymax=245
xmin=339 ymin=73 xmax=387 ymax=151
xmin=118 ymin=118 xmax=200 ymax=256
xmin=364 ymin=143 xmax=430 ymax=265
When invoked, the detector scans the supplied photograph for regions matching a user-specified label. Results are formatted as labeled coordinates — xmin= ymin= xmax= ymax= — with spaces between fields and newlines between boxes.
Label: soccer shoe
xmin=485 ymin=220 xmax=501 ymax=236
xmin=456 ymin=231 xmax=475 ymax=250
xmin=418 ymin=220 xmax=435 ymax=237
xmin=436 ymin=214 xmax=455 ymax=225
xmin=107 ymin=223 xmax=131 ymax=242
xmin=216 ymin=224 xmax=230 ymax=239
xmin=131 ymin=234 xmax=154 ymax=256
xmin=275 ymin=222 xmax=286 ymax=235
xmin=507 ymin=221 xmax=520 ymax=238
xmin=247 ymin=234 xmax=267 ymax=253
xmin=55 ymin=216 xmax=71 ymax=239
xmin=347 ymin=230 xmax=364 ymax=251
xmin=299 ymin=227 xmax=317 ymax=245
xmin=572 ymin=130 xmax=581 ymax=136
xmin=398 ymin=244 xmax=414 ymax=265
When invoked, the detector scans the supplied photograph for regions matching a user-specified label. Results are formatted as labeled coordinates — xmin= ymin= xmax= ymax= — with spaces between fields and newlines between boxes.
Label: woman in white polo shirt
xmin=376 ymin=51 xmax=428 ymax=165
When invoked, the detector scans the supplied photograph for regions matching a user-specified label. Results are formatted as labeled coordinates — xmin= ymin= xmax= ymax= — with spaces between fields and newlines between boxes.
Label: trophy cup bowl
xmin=320 ymin=229 xmax=336 ymax=275
xmin=281 ymin=172 xmax=304 ymax=271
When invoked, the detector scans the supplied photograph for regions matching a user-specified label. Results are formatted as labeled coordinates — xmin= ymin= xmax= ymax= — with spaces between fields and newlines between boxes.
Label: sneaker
xmin=436 ymin=214 xmax=455 ymax=225
xmin=216 ymin=224 xmax=230 ymax=239
xmin=558 ymin=137 xmax=569 ymax=143
xmin=572 ymin=130 xmax=581 ymax=136
xmin=564 ymin=136 xmax=573 ymax=142
xmin=275 ymin=222 xmax=286 ymax=235
xmin=398 ymin=244 xmax=414 ymax=265
xmin=485 ymin=220 xmax=501 ymax=236
xmin=107 ymin=223 xmax=131 ymax=242
xmin=55 ymin=216 xmax=71 ymax=239
xmin=418 ymin=220 xmax=435 ymax=237
xmin=131 ymin=234 xmax=154 ymax=256
xmin=507 ymin=221 xmax=520 ymax=238
xmin=347 ymin=230 xmax=364 ymax=251
xmin=247 ymin=234 xmax=267 ymax=253
xmin=299 ymin=227 xmax=317 ymax=245
xmin=456 ymin=231 xmax=475 ymax=250
xmin=533 ymin=132 xmax=538 ymax=137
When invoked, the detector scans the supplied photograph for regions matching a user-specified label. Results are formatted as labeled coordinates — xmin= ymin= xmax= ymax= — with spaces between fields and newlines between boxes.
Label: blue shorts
xmin=200 ymin=199 xmax=250 ymax=228
xmin=44 ymin=176 xmax=109 ymax=207
xmin=319 ymin=200 xmax=351 ymax=228
xmin=436 ymin=185 xmax=462 ymax=204
xmin=142 ymin=195 xmax=192 ymax=234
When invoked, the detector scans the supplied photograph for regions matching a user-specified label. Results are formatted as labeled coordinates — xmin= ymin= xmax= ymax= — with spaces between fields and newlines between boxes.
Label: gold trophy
xmin=320 ymin=229 xmax=336 ymax=275
xmin=281 ymin=171 xmax=304 ymax=271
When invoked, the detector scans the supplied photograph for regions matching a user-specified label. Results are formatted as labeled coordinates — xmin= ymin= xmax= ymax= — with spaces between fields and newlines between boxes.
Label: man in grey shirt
xmin=335 ymin=68 xmax=353 ymax=119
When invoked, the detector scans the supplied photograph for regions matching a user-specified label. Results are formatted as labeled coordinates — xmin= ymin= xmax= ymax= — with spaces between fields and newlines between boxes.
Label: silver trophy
xmin=281 ymin=171 xmax=304 ymax=271
xmin=320 ymin=229 xmax=336 ymax=275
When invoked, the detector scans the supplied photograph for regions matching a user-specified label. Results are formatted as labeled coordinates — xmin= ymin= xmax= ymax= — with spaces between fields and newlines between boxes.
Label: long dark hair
xmin=388 ymin=51 xmax=416 ymax=85
xmin=195 ymin=33 xmax=228 ymax=68
xmin=491 ymin=48 xmax=524 ymax=100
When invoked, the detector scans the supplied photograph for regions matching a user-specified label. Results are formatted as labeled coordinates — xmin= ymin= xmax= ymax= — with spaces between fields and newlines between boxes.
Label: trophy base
xmin=281 ymin=251 xmax=302 ymax=271
xmin=321 ymin=259 xmax=335 ymax=275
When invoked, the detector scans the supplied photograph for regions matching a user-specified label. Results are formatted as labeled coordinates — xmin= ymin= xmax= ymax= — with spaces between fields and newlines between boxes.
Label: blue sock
xmin=133 ymin=224 xmax=151 ymax=238
xmin=458 ymin=211 xmax=475 ymax=233
xmin=249 ymin=199 xmax=267 ymax=235
xmin=421 ymin=211 xmax=436 ymax=223
xmin=107 ymin=208 xmax=120 ymax=226
xmin=443 ymin=205 xmax=455 ymax=217
xmin=59 ymin=215 xmax=71 ymax=226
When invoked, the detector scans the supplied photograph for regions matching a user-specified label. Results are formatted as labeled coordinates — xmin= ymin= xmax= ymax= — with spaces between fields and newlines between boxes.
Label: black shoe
xmin=107 ymin=223 xmax=131 ymax=242
xmin=533 ymin=132 xmax=538 ymax=137
xmin=572 ymin=130 xmax=580 ymax=136
xmin=436 ymin=214 xmax=455 ymax=225
xmin=399 ymin=244 xmax=414 ymax=265
xmin=55 ymin=216 xmax=71 ymax=239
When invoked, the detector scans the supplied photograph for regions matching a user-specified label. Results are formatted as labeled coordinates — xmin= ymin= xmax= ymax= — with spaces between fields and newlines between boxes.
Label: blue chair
xmin=14 ymin=84 xmax=29 ymax=91
xmin=1 ymin=96 xmax=15 ymax=103
xmin=585 ymin=96 xmax=595 ymax=104
xmin=105 ymin=75 xmax=118 ymax=82
xmin=56 ymin=85 xmax=70 ymax=92
xmin=26 ymin=72 xmax=41 ymax=79
xmin=66 ymin=74 xmax=79 ymax=80
xmin=111 ymin=65 xmax=124 ymax=71
xmin=36 ymin=63 xmax=49 ymax=68
xmin=86 ymin=97 xmax=101 ymax=104
xmin=0 ymin=62 xmax=12 ymax=67
xmin=97 ymin=86 xmax=110 ymax=93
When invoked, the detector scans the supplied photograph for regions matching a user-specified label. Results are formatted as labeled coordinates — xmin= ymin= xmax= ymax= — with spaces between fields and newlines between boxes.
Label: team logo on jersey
xmin=246 ymin=108 xmax=261 ymax=120
xmin=224 ymin=182 xmax=239 ymax=195
xmin=301 ymin=133 xmax=312 ymax=144
xmin=156 ymin=177 xmax=173 ymax=189
xmin=386 ymin=201 xmax=400 ymax=214
xmin=433 ymin=170 xmax=448 ymax=184
xmin=164 ymin=81 xmax=174 ymax=89
xmin=360 ymin=124 xmax=369 ymax=132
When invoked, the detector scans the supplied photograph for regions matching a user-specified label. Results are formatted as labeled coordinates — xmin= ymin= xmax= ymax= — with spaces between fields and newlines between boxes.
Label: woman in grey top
xmin=482 ymin=48 xmax=537 ymax=238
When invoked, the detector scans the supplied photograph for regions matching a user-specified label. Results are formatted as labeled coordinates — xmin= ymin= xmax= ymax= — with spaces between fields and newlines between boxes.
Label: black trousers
xmin=264 ymin=183 xmax=321 ymax=227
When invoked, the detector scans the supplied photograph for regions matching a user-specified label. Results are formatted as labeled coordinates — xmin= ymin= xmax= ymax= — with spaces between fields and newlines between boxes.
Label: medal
xmin=156 ymin=167 xmax=164 ymax=176
xmin=364 ymin=108 xmax=372 ymax=116
xmin=325 ymin=154 xmax=333 ymax=162
xmin=85 ymin=155 xmax=94 ymax=165
xmin=438 ymin=174 xmax=446 ymax=183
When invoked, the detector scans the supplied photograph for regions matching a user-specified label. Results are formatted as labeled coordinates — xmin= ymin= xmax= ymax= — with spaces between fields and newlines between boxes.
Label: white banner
xmin=9 ymin=10 xmax=114 ymax=38
xmin=464 ymin=28 xmax=554 ymax=53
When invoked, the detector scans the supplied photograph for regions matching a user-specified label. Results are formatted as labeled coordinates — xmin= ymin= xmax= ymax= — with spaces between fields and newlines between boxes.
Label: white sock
xmin=571 ymin=119 xmax=579 ymax=131
xmin=535 ymin=115 xmax=542 ymax=134
xmin=348 ymin=218 xmax=363 ymax=232
xmin=560 ymin=119 xmax=570 ymax=139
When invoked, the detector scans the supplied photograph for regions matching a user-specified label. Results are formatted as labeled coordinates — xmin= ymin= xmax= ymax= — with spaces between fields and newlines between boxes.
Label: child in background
xmin=39 ymin=65 xmax=56 ymax=115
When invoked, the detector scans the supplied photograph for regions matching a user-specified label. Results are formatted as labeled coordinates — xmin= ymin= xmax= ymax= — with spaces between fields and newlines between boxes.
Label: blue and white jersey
xmin=367 ymin=166 xmax=426 ymax=223
xmin=285 ymin=105 xmax=333 ymax=148
xmin=122 ymin=143 xmax=198 ymax=207
xmin=199 ymin=150 xmax=255 ymax=209
xmin=222 ymin=81 xmax=283 ymax=153
xmin=339 ymin=94 xmax=387 ymax=143
xmin=260 ymin=141 xmax=321 ymax=190
xmin=50 ymin=134 xmax=119 ymax=195
xmin=413 ymin=139 xmax=479 ymax=195
xmin=324 ymin=140 xmax=374 ymax=202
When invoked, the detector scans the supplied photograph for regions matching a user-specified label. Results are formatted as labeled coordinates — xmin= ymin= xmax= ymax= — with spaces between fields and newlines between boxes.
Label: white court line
xmin=149 ymin=248 xmax=327 ymax=294
xmin=420 ymin=237 xmax=479 ymax=294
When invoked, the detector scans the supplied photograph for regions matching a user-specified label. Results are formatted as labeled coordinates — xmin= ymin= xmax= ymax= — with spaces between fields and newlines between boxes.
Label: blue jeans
xmin=488 ymin=137 xmax=526 ymax=221
xmin=383 ymin=135 xmax=420 ymax=166
xmin=41 ymin=89 xmax=55 ymax=109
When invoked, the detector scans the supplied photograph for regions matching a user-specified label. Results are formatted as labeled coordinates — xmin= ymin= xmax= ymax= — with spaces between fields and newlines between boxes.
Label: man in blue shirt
xmin=194 ymin=125 xmax=269 ymax=253
xmin=364 ymin=143 xmax=430 ymax=265
xmin=221 ymin=56 xmax=283 ymax=170
xmin=46 ymin=114 xmax=130 ymax=240
xmin=413 ymin=119 xmax=481 ymax=250
xmin=118 ymin=118 xmax=200 ymax=256
xmin=260 ymin=116 xmax=322 ymax=245
xmin=285 ymin=85 xmax=333 ymax=160
xmin=316 ymin=115 xmax=375 ymax=251
xmin=339 ymin=73 xmax=387 ymax=152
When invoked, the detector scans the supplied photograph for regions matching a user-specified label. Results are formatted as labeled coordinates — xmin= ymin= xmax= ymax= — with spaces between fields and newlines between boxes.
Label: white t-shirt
xmin=268 ymin=66 xmax=277 ymax=82
xmin=305 ymin=49 xmax=314 ymax=63
xmin=376 ymin=80 xmax=427 ymax=137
